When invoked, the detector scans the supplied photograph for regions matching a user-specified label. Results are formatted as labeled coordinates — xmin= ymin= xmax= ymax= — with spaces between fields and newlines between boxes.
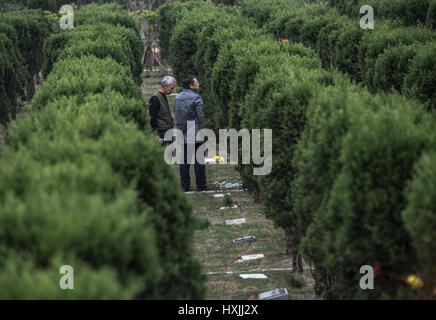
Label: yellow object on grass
xmin=406 ymin=275 xmax=424 ymax=289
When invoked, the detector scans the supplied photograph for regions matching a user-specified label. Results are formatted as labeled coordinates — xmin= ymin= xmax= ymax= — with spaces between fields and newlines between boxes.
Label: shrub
xmin=294 ymin=83 xmax=383 ymax=297
xmin=206 ymin=29 xmax=267 ymax=132
xmin=428 ymin=0 xmax=436 ymax=29
xmin=194 ymin=217 xmax=211 ymax=231
xmin=193 ymin=10 xmax=246 ymax=97
xmin=4 ymin=103 xmax=205 ymax=299
xmin=158 ymin=1 xmax=205 ymax=59
xmin=266 ymin=3 xmax=332 ymax=46
xmin=23 ymin=0 xmax=64 ymax=12
xmin=329 ymin=0 xmax=430 ymax=27
xmin=74 ymin=3 xmax=137 ymax=31
xmin=320 ymin=95 xmax=431 ymax=299
xmin=332 ymin=20 xmax=365 ymax=83
xmin=169 ymin=4 xmax=235 ymax=83
xmin=358 ymin=22 xmax=435 ymax=93
xmin=0 ymin=135 xmax=162 ymax=298
xmin=229 ymin=39 xmax=321 ymax=131
xmin=43 ymin=23 xmax=143 ymax=84
xmin=373 ymin=43 xmax=423 ymax=94
xmin=402 ymin=151 xmax=436 ymax=298
xmin=403 ymin=41 xmax=436 ymax=110
xmin=0 ymin=9 xmax=51 ymax=100
xmin=376 ymin=0 xmax=429 ymax=27
xmin=0 ymin=32 xmax=27 ymax=125
xmin=34 ymin=55 xmax=142 ymax=109
xmin=1 ymin=2 xmax=205 ymax=300
xmin=315 ymin=15 xmax=350 ymax=69
xmin=299 ymin=11 xmax=342 ymax=48
xmin=266 ymin=6 xmax=307 ymax=44
xmin=241 ymin=0 xmax=295 ymax=27
xmin=0 ymin=250 xmax=148 ymax=299
xmin=239 ymin=60 xmax=336 ymax=251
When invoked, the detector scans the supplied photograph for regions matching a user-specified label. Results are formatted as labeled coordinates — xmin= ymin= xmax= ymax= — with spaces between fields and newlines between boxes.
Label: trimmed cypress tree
xmin=402 ymin=150 xmax=436 ymax=299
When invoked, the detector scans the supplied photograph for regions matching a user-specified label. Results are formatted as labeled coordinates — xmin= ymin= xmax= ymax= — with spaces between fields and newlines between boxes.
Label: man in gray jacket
xmin=174 ymin=75 xmax=207 ymax=192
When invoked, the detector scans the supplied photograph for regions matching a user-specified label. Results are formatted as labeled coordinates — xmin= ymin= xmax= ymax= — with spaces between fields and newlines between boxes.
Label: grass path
xmin=185 ymin=164 xmax=317 ymax=300
xmin=142 ymin=76 xmax=318 ymax=300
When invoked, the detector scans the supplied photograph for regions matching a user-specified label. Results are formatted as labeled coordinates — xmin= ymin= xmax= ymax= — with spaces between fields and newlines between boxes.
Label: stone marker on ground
xmin=206 ymin=267 xmax=294 ymax=276
xmin=235 ymin=254 xmax=265 ymax=263
xmin=239 ymin=274 xmax=268 ymax=279
xmin=225 ymin=218 xmax=246 ymax=225
xmin=232 ymin=236 xmax=256 ymax=244
xmin=240 ymin=254 xmax=264 ymax=262
xmin=211 ymin=181 xmax=243 ymax=190
xmin=184 ymin=189 xmax=244 ymax=194
xmin=219 ymin=204 xmax=238 ymax=210
xmin=258 ymin=288 xmax=288 ymax=300
xmin=213 ymin=193 xmax=230 ymax=198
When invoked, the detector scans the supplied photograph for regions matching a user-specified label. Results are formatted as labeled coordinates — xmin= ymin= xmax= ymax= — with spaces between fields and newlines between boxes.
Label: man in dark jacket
xmin=174 ymin=75 xmax=207 ymax=192
xmin=149 ymin=76 xmax=176 ymax=143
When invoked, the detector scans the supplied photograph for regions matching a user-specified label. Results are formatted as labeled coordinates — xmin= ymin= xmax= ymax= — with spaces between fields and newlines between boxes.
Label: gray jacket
xmin=174 ymin=89 xmax=204 ymax=144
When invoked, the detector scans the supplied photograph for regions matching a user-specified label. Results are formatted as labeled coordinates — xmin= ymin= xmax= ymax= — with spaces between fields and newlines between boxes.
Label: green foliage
xmin=329 ymin=0 xmax=430 ymax=27
xmin=0 ymin=3 xmax=205 ymax=299
xmin=230 ymin=40 xmax=321 ymax=131
xmin=193 ymin=9 xmax=246 ymax=98
xmin=261 ymin=0 xmax=436 ymax=108
xmin=428 ymin=0 xmax=436 ymax=28
xmin=358 ymin=22 xmax=435 ymax=93
xmin=266 ymin=2 xmax=331 ymax=46
xmin=0 ymin=30 xmax=27 ymax=125
xmin=402 ymin=151 xmax=436 ymax=297
xmin=241 ymin=0 xmax=295 ymax=27
xmin=194 ymin=217 xmax=211 ymax=231
xmin=43 ymin=22 xmax=143 ymax=83
xmin=35 ymin=55 xmax=142 ymax=109
xmin=168 ymin=4 xmax=239 ymax=83
xmin=315 ymin=14 xmax=349 ymax=69
xmin=0 ymin=9 xmax=51 ymax=102
xmin=294 ymin=84 xmax=384 ymax=297
xmin=4 ymin=97 xmax=204 ymax=298
xmin=223 ymin=194 xmax=234 ymax=207
xmin=74 ymin=3 xmax=137 ymax=31
xmin=332 ymin=20 xmax=365 ymax=83
xmin=158 ymin=1 xmax=205 ymax=59
xmin=320 ymin=96 xmax=431 ymax=299
xmin=403 ymin=42 xmax=436 ymax=110
xmin=0 ymin=121 xmax=162 ymax=299
xmin=373 ymin=43 xmax=423 ymax=94
xmin=205 ymin=28 xmax=266 ymax=132
xmin=148 ymin=0 xmax=436 ymax=300
xmin=238 ymin=59 xmax=331 ymax=236
xmin=0 ymin=9 xmax=51 ymax=76
xmin=22 ymin=0 xmax=64 ymax=12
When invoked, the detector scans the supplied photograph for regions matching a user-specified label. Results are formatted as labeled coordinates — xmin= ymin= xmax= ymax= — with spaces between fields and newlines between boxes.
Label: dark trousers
xmin=180 ymin=143 xmax=206 ymax=191
xmin=158 ymin=130 xmax=171 ymax=145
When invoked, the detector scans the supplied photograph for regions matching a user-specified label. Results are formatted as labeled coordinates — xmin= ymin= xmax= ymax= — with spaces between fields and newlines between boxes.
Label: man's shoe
xmin=197 ymin=186 xmax=210 ymax=192
xmin=182 ymin=187 xmax=191 ymax=192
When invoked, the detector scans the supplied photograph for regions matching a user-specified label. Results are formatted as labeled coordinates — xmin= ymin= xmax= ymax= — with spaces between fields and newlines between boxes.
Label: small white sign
xmin=226 ymin=218 xmax=246 ymax=225
xmin=239 ymin=274 xmax=268 ymax=279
